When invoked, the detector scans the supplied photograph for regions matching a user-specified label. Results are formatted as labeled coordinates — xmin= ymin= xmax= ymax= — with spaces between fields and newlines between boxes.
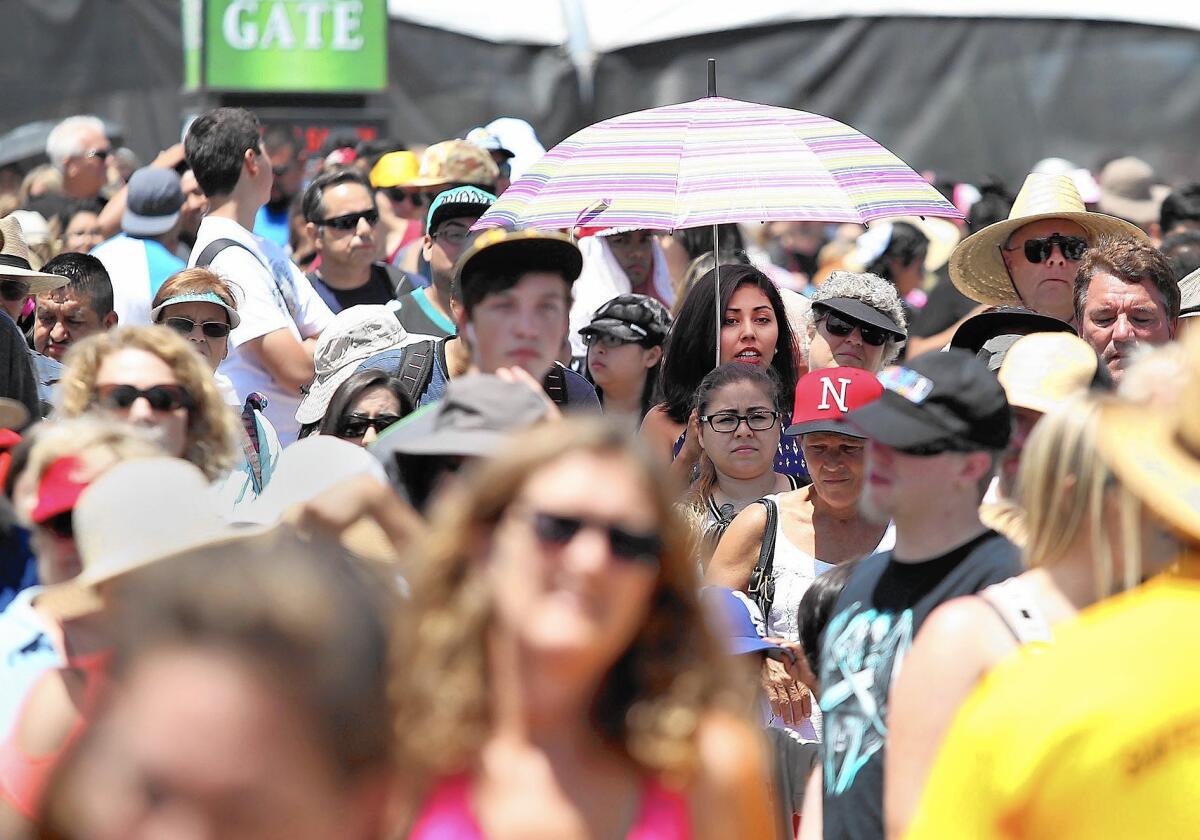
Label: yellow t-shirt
xmin=907 ymin=571 xmax=1200 ymax=839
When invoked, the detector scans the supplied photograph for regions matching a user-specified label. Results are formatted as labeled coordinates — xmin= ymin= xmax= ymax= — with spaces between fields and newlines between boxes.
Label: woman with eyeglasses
xmin=56 ymin=326 xmax=239 ymax=486
xmin=580 ymin=293 xmax=672 ymax=427
xmin=680 ymin=364 xmax=798 ymax=568
xmin=803 ymin=271 xmax=908 ymax=374
xmin=394 ymin=418 xmax=774 ymax=839
xmin=705 ymin=368 xmax=892 ymax=750
xmin=641 ymin=264 xmax=803 ymax=483
xmin=315 ymin=369 xmax=412 ymax=446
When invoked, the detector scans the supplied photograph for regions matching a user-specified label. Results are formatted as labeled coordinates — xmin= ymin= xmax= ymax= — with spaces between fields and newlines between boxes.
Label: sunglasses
xmin=83 ymin=148 xmax=110 ymax=161
xmin=524 ymin=509 xmax=662 ymax=566
xmin=340 ymin=414 xmax=401 ymax=438
xmin=383 ymin=187 xmax=429 ymax=207
xmin=0 ymin=280 xmax=29 ymax=301
xmin=39 ymin=510 xmax=74 ymax=540
xmin=96 ymin=383 xmax=193 ymax=413
xmin=1008 ymin=234 xmax=1088 ymax=264
xmin=164 ymin=316 xmax=231 ymax=339
xmin=821 ymin=311 xmax=890 ymax=347
xmin=583 ymin=333 xmax=638 ymax=349
xmin=318 ymin=209 xmax=379 ymax=230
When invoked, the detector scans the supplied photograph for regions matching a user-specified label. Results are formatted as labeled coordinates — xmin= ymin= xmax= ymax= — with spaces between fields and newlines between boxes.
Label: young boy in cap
xmin=361 ymin=229 xmax=599 ymax=411
xmin=800 ymin=349 xmax=1022 ymax=840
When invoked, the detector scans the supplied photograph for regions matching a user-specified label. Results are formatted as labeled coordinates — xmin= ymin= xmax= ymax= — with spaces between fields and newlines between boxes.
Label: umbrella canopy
xmin=475 ymin=96 xmax=960 ymax=231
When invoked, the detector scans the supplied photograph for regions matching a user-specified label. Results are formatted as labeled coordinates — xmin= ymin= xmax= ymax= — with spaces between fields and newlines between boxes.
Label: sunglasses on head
xmin=164 ymin=316 xmax=231 ymax=339
xmin=383 ymin=187 xmax=429 ymax=207
xmin=318 ymin=209 xmax=379 ymax=230
xmin=96 ymin=383 xmax=193 ymax=413
xmin=340 ymin=414 xmax=401 ymax=438
xmin=821 ymin=311 xmax=890 ymax=347
xmin=523 ymin=509 xmax=662 ymax=566
xmin=1008 ymin=233 xmax=1088 ymax=264
xmin=0 ymin=280 xmax=29 ymax=301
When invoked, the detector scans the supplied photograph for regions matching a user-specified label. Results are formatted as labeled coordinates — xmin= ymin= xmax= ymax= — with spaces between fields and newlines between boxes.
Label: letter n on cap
xmin=819 ymin=377 xmax=852 ymax=413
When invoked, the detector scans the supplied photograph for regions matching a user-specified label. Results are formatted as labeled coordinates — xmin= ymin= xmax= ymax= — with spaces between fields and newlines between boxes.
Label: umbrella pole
xmin=713 ymin=222 xmax=721 ymax=368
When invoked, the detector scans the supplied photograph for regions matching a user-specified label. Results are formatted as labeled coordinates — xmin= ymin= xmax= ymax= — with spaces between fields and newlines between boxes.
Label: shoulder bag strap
xmin=746 ymin=497 xmax=779 ymax=621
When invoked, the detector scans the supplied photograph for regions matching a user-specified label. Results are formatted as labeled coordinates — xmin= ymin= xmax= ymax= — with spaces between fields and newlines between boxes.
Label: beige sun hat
xmin=0 ymin=215 xmax=68 ymax=294
xmin=997 ymin=332 xmax=1101 ymax=415
xmin=36 ymin=457 xmax=246 ymax=620
xmin=1178 ymin=267 xmax=1200 ymax=317
xmin=1097 ymin=329 xmax=1200 ymax=544
xmin=948 ymin=173 xmax=1149 ymax=307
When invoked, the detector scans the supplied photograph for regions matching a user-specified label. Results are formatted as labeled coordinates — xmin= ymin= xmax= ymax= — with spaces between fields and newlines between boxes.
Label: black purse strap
xmin=747 ymin=497 xmax=778 ymax=619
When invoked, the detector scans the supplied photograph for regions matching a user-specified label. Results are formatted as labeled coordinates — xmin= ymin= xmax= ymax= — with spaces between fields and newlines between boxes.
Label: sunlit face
xmin=1079 ymin=272 xmax=1174 ymax=383
xmin=860 ymin=441 xmax=968 ymax=523
xmin=159 ymin=300 xmax=230 ymax=371
xmin=66 ymin=647 xmax=385 ymax=840
xmin=697 ymin=380 xmax=780 ymax=481
xmin=422 ymin=216 xmax=480 ymax=289
xmin=585 ymin=335 xmax=660 ymax=398
xmin=35 ymin=290 xmax=116 ymax=361
xmin=465 ymin=272 xmax=569 ymax=379
xmin=63 ymin=211 xmax=105 ymax=254
xmin=267 ymin=143 xmax=303 ymax=203
xmin=487 ymin=451 xmax=661 ymax=677
xmin=65 ymin=127 xmax=111 ymax=198
xmin=311 ymin=183 xmax=379 ymax=274
xmin=604 ymin=231 xmax=655 ymax=287
xmin=807 ymin=310 xmax=888 ymax=373
xmin=719 ymin=283 xmax=779 ymax=368
xmin=1000 ymin=218 xmax=1089 ymax=321
xmin=801 ymin=432 xmax=867 ymax=508
xmin=94 ymin=348 xmax=190 ymax=459
xmin=338 ymin=385 xmax=404 ymax=446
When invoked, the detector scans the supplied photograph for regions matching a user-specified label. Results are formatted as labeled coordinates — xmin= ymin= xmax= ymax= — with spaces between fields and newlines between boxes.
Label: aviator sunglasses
xmin=1007 ymin=233 xmax=1088 ymax=264
xmin=317 ymin=209 xmax=379 ymax=230
xmin=96 ymin=383 xmax=194 ymax=413
xmin=164 ymin=316 xmax=231 ymax=339
xmin=520 ymin=508 xmax=662 ymax=566
xmin=821 ymin=311 xmax=890 ymax=347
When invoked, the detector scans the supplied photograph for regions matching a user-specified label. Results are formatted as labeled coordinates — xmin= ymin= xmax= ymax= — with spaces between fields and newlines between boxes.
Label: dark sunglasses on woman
xmin=521 ymin=508 xmax=662 ymax=566
xmin=822 ymin=312 xmax=889 ymax=347
xmin=340 ymin=414 xmax=401 ymax=438
xmin=1007 ymin=233 xmax=1088 ymax=264
xmin=164 ymin=317 xmax=231 ymax=339
xmin=384 ymin=188 xmax=429 ymax=207
xmin=96 ymin=383 xmax=194 ymax=413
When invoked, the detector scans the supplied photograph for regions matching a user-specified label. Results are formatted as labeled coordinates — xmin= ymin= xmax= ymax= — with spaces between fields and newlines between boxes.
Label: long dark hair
xmin=311 ymin=369 xmax=413 ymax=439
xmin=587 ymin=348 xmax=664 ymax=421
xmin=865 ymin=221 xmax=929 ymax=283
xmin=657 ymin=264 xmax=798 ymax=424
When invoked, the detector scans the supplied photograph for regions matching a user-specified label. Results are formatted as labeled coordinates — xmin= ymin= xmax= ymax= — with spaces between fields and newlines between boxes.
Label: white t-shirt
xmin=188 ymin=216 xmax=333 ymax=441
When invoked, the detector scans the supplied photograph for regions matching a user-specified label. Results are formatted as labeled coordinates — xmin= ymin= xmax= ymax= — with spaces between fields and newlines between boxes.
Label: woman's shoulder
xmin=687 ymin=711 xmax=775 ymax=840
xmin=640 ymin=404 xmax=686 ymax=444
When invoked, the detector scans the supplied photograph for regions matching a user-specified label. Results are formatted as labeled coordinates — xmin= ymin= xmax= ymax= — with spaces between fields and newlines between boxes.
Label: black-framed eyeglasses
xmin=700 ymin=410 xmax=780 ymax=433
xmin=39 ymin=510 xmax=74 ymax=541
xmin=340 ymin=414 xmax=401 ymax=438
xmin=1004 ymin=233 xmax=1088 ymax=264
xmin=0 ymin=279 xmax=29 ymax=301
xmin=431 ymin=225 xmax=474 ymax=246
xmin=96 ymin=383 xmax=193 ymax=413
xmin=317 ymin=209 xmax=379 ymax=230
xmin=820 ymin=311 xmax=890 ymax=347
xmin=518 ymin=507 xmax=662 ymax=566
xmin=383 ymin=187 xmax=429 ymax=206
xmin=164 ymin=316 xmax=231 ymax=339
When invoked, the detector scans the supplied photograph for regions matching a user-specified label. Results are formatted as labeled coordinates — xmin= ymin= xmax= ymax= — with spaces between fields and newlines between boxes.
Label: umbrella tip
xmin=707 ymin=58 xmax=716 ymax=97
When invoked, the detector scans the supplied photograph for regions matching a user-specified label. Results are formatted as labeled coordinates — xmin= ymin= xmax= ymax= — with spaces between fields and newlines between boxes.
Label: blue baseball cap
xmin=701 ymin=587 xmax=786 ymax=657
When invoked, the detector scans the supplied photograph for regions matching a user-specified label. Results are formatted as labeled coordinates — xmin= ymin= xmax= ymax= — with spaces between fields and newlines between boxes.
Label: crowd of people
xmin=0 ymin=104 xmax=1198 ymax=839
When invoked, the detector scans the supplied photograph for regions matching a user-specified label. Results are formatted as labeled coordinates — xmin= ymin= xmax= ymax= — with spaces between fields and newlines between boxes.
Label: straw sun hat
xmin=1097 ymin=330 xmax=1200 ymax=544
xmin=0 ymin=215 xmax=69 ymax=294
xmin=949 ymin=173 xmax=1148 ymax=307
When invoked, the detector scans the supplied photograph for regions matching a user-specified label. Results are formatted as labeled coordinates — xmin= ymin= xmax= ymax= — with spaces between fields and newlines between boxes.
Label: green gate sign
xmin=183 ymin=0 xmax=387 ymax=92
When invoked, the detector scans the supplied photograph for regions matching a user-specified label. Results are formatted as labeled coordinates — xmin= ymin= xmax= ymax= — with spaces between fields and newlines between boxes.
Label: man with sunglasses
xmin=186 ymin=107 xmax=334 ymax=442
xmin=45 ymin=116 xmax=112 ymax=203
xmin=799 ymin=349 xmax=1021 ymax=840
xmin=301 ymin=168 xmax=421 ymax=314
xmin=390 ymin=186 xmax=496 ymax=339
xmin=949 ymin=172 xmax=1149 ymax=324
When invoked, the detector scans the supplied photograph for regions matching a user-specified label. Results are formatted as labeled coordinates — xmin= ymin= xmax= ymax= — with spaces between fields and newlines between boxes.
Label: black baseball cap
xmin=846 ymin=349 xmax=1011 ymax=453
xmin=579 ymin=294 xmax=672 ymax=346
xmin=812 ymin=296 xmax=906 ymax=339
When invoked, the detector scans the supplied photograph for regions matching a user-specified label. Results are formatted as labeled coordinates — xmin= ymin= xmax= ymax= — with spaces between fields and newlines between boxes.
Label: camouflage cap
xmin=404 ymin=140 xmax=499 ymax=189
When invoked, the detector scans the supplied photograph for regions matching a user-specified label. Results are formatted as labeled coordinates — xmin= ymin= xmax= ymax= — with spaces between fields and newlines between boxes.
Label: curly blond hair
xmin=56 ymin=326 xmax=240 ymax=480
xmin=392 ymin=419 xmax=739 ymax=786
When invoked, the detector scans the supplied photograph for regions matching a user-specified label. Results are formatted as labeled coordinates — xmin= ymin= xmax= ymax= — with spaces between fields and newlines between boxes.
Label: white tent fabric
xmin=389 ymin=1 xmax=1200 ymax=50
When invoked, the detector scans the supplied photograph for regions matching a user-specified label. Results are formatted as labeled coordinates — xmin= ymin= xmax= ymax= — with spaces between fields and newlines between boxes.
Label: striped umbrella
xmin=474 ymin=95 xmax=961 ymax=232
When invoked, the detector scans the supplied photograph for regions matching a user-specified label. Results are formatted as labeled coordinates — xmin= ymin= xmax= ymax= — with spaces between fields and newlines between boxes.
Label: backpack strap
xmin=396 ymin=339 xmax=437 ymax=406
xmin=977 ymin=577 xmax=1054 ymax=645
xmin=543 ymin=363 xmax=569 ymax=407
xmin=380 ymin=263 xmax=416 ymax=299
xmin=194 ymin=237 xmax=262 ymax=270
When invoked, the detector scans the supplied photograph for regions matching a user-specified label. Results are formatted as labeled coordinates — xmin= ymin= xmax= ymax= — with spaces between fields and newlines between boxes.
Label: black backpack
xmin=382 ymin=339 xmax=570 ymax=408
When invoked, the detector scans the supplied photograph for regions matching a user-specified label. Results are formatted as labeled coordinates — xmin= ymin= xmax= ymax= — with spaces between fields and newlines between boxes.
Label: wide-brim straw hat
xmin=1097 ymin=331 xmax=1200 ymax=544
xmin=949 ymin=173 xmax=1149 ymax=307
xmin=0 ymin=216 xmax=68 ymax=294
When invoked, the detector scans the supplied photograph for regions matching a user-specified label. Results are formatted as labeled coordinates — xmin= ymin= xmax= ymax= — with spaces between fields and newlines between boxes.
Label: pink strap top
xmin=409 ymin=773 xmax=691 ymax=840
